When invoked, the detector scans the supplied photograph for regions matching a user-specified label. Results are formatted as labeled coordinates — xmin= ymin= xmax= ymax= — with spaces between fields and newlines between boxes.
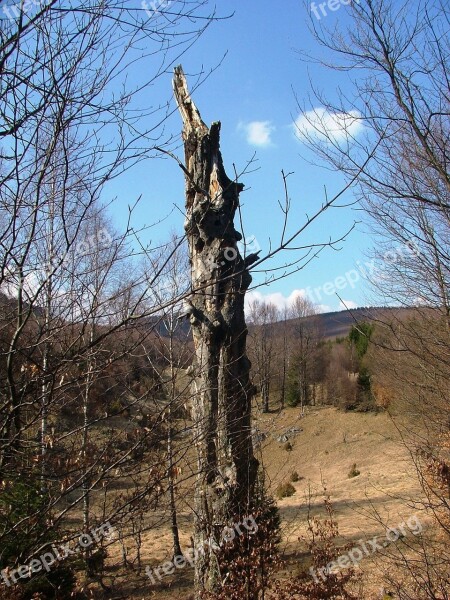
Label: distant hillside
xmin=314 ymin=306 xmax=408 ymax=339
xmin=271 ymin=306 xmax=417 ymax=340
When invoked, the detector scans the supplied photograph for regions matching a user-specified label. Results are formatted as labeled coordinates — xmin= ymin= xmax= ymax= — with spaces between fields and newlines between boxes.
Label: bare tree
xmin=287 ymin=296 xmax=321 ymax=409
xmin=297 ymin=0 xmax=449 ymax=318
xmin=248 ymin=299 xmax=278 ymax=413
xmin=277 ymin=306 xmax=291 ymax=411
xmin=145 ymin=235 xmax=193 ymax=560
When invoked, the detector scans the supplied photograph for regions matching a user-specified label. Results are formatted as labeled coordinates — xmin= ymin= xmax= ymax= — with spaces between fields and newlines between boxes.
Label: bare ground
xmin=88 ymin=405 xmax=423 ymax=599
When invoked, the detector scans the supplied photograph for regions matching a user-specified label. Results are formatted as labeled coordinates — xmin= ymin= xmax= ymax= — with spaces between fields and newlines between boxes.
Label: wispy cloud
xmin=293 ymin=108 xmax=363 ymax=144
xmin=239 ymin=120 xmax=274 ymax=147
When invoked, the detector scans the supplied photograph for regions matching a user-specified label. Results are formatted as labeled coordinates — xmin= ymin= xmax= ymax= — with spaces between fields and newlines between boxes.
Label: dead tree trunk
xmin=173 ymin=66 xmax=258 ymax=594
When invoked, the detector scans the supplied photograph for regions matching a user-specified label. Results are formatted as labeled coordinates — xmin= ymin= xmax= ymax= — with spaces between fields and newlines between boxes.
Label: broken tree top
xmin=172 ymin=66 xmax=244 ymax=218
xmin=172 ymin=65 xmax=209 ymax=138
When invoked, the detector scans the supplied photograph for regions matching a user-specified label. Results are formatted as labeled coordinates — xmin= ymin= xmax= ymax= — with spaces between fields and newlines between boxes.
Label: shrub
xmin=21 ymin=565 xmax=77 ymax=600
xmin=354 ymin=397 xmax=379 ymax=412
xmin=283 ymin=441 xmax=293 ymax=452
xmin=108 ymin=398 xmax=125 ymax=415
xmin=348 ymin=463 xmax=361 ymax=478
xmin=349 ymin=322 xmax=374 ymax=359
xmin=0 ymin=480 xmax=51 ymax=567
xmin=86 ymin=547 xmax=107 ymax=574
xmin=0 ymin=479 xmax=78 ymax=599
xmin=276 ymin=482 xmax=296 ymax=499
xmin=272 ymin=492 xmax=359 ymax=599
xmin=357 ymin=366 xmax=371 ymax=391
xmin=291 ymin=471 xmax=300 ymax=482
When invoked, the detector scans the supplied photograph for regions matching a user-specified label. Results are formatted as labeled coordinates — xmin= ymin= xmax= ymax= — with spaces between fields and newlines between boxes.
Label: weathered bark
xmin=173 ymin=66 xmax=258 ymax=594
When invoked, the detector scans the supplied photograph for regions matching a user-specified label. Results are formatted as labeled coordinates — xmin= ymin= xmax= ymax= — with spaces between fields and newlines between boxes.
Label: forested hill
xmin=269 ymin=306 xmax=417 ymax=340
xmin=310 ymin=306 xmax=415 ymax=339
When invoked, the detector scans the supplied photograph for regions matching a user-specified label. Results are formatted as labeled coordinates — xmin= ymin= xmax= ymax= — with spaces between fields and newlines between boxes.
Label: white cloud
xmin=246 ymin=289 xmax=331 ymax=315
xmin=239 ymin=120 xmax=274 ymax=147
xmin=339 ymin=299 xmax=358 ymax=310
xmin=293 ymin=108 xmax=363 ymax=144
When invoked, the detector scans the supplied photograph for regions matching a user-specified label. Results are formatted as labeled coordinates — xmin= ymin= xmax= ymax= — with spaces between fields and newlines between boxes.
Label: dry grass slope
xmin=99 ymin=405 xmax=422 ymax=599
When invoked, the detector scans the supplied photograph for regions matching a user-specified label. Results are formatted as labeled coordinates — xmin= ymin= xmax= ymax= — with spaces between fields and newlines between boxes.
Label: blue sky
xmin=106 ymin=0 xmax=375 ymax=313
